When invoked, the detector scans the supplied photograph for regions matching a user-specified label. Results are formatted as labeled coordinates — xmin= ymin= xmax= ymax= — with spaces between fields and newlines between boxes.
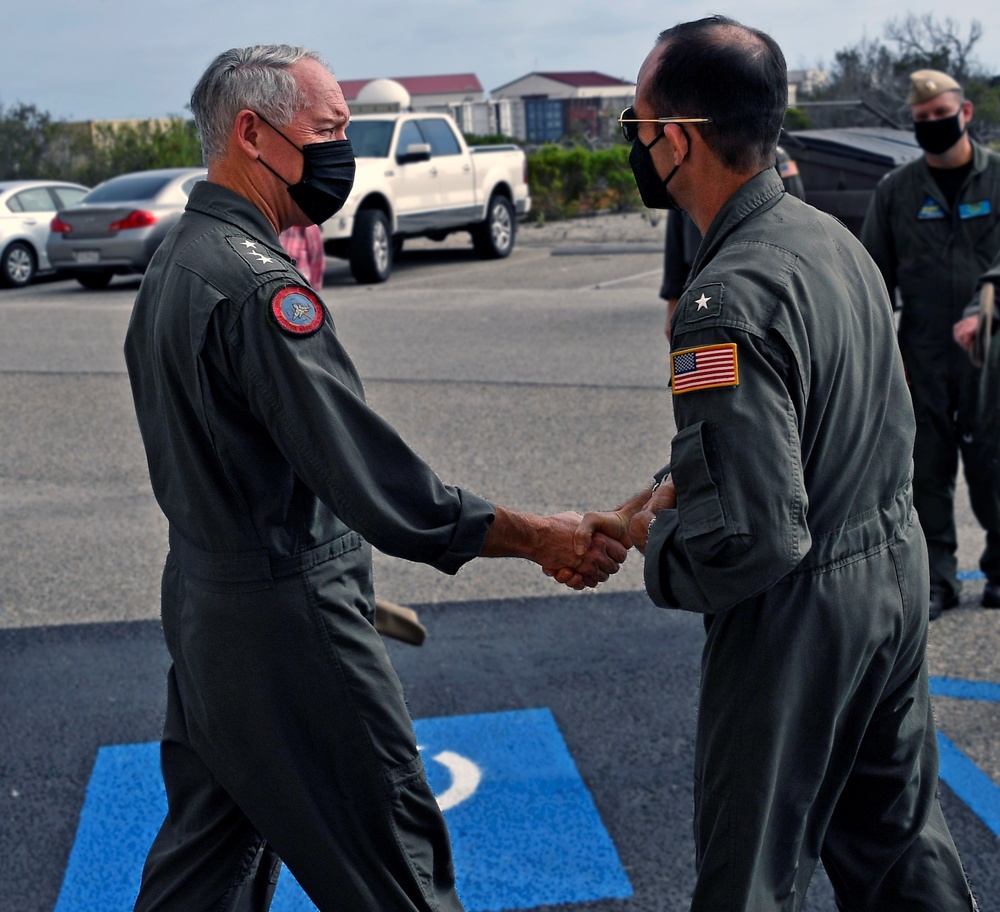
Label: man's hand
xmin=539 ymin=511 xmax=628 ymax=590
xmin=481 ymin=507 xmax=627 ymax=591
xmin=574 ymin=476 xmax=677 ymax=559
xmin=625 ymin=477 xmax=677 ymax=553
xmin=954 ymin=314 xmax=979 ymax=352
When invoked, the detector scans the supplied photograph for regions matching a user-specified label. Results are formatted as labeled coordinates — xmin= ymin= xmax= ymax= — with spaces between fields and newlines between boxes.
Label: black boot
xmin=982 ymin=582 xmax=1000 ymax=608
xmin=929 ymin=589 xmax=960 ymax=621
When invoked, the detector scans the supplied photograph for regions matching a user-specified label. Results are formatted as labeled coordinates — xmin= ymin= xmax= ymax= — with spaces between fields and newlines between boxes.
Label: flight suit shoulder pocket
xmin=672 ymin=421 xmax=726 ymax=537
xmin=671 ymin=421 xmax=754 ymax=559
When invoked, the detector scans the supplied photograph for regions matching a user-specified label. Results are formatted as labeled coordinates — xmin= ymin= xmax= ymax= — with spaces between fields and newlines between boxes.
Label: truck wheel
xmin=472 ymin=194 xmax=515 ymax=259
xmin=350 ymin=209 xmax=392 ymax=284
xmin=1 ymin=241 xmax=36 ymax=287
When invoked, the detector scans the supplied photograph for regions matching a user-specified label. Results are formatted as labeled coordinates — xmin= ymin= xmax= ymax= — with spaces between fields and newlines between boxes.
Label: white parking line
xmin=379 ymin=248 xmax=552 ymax=289
xmin=577 ymin=268 xmax=663 ymax=292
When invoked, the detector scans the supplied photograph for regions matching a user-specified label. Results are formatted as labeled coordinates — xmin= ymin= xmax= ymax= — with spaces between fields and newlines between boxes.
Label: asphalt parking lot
xmin=1 ymin=213 xmax=997 ymax=910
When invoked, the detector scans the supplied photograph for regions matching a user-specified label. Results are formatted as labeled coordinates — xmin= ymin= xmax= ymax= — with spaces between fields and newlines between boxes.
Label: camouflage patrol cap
xmin=907 ymin=69 xmax=962 ymax=105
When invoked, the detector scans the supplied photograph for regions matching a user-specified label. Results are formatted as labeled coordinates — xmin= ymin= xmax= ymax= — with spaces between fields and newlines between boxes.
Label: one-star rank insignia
xmin=684 ymin=282 xmax=724 ymax=322
xmin=270 ymin=285 xmax=325 ymax=337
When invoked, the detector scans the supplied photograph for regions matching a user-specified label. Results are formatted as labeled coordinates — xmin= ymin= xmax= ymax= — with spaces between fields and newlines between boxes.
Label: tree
xmin=885 ymin=14 xmax=983 ymax=82
xmin=0 ymin=102 xmax=53 ymax=179
xmin=793 ymin=15 xmax=1000 ymax=142
xmin=0 ymin=104 xmax=203 ymax=185
xmin=81 ymin=118 xmax=202 ymax=185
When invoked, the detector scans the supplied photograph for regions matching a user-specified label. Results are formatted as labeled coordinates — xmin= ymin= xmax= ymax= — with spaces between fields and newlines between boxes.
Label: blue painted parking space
xmin=56 ymin=708 xmax=632 ymax=911
xmin=3 ymin=592 xmax=998 ymax=911
xmin=930 ymin=676 xmax=1000 ymax=838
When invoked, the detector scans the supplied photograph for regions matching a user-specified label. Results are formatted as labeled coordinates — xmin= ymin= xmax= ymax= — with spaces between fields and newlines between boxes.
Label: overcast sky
xmin=4 ymin=1 xmax=999 ymax=122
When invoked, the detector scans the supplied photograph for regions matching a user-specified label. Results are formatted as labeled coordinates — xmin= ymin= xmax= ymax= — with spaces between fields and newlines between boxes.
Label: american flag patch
xmin=778 ymin=159 xmax=799 ymax=178
xmin=671 ymin=343 xmax=739 ymax=394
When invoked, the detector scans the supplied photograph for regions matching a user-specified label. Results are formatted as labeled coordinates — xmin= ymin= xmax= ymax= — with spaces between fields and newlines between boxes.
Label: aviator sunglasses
xmin=618 ymin=106 xmax=711 ymax=143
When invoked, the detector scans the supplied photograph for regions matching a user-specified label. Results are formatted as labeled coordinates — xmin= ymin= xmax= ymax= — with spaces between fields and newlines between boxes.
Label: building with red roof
xmin=337 ymin=70 xmax=635 ymax=143
xmin=491 ymin=71 xmax=636 ymax=99
xmin=489 ymin=71 xmax=636 ymax=143
xmin=340 ymin=74 xmax=484 ymax=108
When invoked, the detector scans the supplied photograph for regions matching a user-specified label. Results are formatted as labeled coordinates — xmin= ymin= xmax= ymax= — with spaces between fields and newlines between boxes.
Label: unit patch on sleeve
xmin=270 ymin=285 xmax=325 ymax=336
xmin=671 ymin=343 xmax=739 ymax=394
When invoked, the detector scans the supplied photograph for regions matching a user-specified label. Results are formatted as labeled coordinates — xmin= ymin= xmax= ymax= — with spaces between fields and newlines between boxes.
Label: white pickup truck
xmin=323 ymin=112 xmax=531 ymax=283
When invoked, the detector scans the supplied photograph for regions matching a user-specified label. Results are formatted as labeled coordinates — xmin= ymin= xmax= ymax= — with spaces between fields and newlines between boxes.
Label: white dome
xmin=355 ymin=78 xmax=411 ymax=109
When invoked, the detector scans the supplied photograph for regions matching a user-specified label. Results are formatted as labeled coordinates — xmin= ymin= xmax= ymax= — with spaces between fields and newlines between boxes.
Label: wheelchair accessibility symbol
xmin=421 ymin=747 xmax=482 ymax=811
xmin=56 ymin=708 xmax=632 ymax=912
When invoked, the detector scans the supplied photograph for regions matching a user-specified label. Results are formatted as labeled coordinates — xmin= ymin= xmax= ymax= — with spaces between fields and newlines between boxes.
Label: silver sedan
xmin=1 ymin=180 xmax=90 ymax=287
xmin=47 ymin=167 xmax=206 ymax=289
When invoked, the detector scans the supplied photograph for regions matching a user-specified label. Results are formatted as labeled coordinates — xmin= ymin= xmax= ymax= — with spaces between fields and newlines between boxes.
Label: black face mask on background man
xmin=629 ymin=126 xmax=688 ymax=211
xmin=913 ymin=111 xmax=966 ymax=156
xmin=255 ymin=114 xmax=356 ymax=225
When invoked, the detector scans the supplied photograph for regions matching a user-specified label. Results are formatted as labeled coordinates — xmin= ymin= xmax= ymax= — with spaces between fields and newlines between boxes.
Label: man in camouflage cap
xmin=862 ymin=68 xmax=1000 ymax=620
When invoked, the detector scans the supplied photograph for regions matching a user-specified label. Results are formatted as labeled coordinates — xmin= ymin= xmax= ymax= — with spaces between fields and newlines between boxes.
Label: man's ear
xmin=233 ymin=110 xmax=261 ymax=159
xmin=961 ymin=98 xmax=975 ymax=124
xmin=663 ymin=122 xmax=690 ymax=166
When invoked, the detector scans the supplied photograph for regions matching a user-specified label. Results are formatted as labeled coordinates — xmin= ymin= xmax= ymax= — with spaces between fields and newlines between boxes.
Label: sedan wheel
xmin=1 ymin=241 xmax=36 ymax=288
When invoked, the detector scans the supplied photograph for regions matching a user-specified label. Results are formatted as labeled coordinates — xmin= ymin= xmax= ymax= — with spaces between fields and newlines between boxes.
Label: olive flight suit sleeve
xmin=644 ymin=283 xmax=811 ymax=613
xmin=860 ymin=179 xmax=898 ymax=302
xmin=227 ymin=282 xmax=494 ymax=574
xmin=966 ymin=253 xmax=1000 ymax=319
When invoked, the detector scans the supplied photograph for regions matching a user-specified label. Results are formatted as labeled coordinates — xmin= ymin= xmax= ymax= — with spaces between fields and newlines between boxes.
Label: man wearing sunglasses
xmin=658 ymin=145 xmax=804 ymax=342
xmin=573 ymin=16 xmax=977 ymax=912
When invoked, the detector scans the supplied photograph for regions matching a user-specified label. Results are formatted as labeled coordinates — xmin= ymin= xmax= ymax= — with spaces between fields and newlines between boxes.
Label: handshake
xmin=486 ymin=476 xmax=678 ymax=591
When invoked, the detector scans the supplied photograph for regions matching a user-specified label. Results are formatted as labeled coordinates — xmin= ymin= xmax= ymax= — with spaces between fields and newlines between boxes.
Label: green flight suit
xmin=969 ymin=261 xmax=1000 ymax=474
xmin=861 ymin=141 xmax=1000 ymax=600
xmin=124 ymin=181 xmax=495 ymax=912
xmin=660 ymin=145 xmax=804 ymax=301
xmin=646 ymin=169 xmax=975 ymax=911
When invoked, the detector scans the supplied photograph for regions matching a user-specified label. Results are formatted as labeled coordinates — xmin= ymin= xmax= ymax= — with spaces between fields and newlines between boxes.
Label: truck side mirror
xmin=397 ymin=143 xmax=432 ymax=165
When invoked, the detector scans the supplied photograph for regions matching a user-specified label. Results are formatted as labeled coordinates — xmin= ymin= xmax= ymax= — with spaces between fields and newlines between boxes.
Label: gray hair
xmin=190 ymin=44 xmax=327 ymax=163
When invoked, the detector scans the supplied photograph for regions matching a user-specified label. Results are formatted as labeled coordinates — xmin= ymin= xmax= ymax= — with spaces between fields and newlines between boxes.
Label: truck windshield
xmin=346 ymin=120 xmax=395 ymax=158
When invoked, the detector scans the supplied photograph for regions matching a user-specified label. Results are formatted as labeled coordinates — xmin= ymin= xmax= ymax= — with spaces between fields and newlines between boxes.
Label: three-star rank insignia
xmin=270 ymin=285 xmax=325 ymax=337
xmin=685 ymin=283 xmax=723 ymax=323
xmin=226 ymin=235 xmax=288 ymax=275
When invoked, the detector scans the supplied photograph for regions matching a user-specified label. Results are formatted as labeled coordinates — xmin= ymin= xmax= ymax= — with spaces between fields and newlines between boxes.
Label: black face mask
xmin=256 ymin=115 xmax=356 ymax=225
xmin=629 ymin=127 xmax=686 ymax=211
xmin=913 ymin=111 xmax=966 ymax=156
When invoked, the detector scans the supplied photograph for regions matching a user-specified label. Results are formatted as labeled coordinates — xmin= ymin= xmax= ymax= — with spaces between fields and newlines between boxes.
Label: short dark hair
xmin=647 ymin=16 xmax=787 ymax=173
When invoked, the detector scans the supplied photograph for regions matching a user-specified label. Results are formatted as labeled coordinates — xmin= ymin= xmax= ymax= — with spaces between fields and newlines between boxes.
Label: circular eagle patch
xmin=270 ymin=285 xmax=325 ymax=336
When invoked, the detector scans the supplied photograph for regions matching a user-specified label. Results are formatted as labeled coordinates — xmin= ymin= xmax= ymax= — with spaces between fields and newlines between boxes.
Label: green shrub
xmin=526 ymin=143 xmax=641 ymax=220
xmin=0 ymin=106 xmax=202 ymax=185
